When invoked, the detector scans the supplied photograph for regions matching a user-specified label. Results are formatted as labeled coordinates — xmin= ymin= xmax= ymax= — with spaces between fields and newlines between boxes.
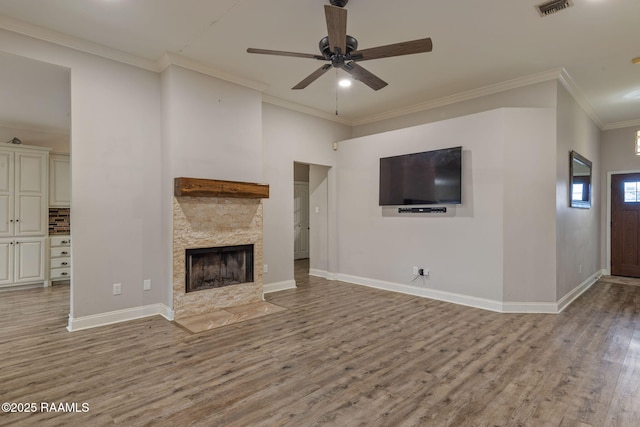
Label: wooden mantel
xmin=174 ymin=177 xmax=269 ymax=199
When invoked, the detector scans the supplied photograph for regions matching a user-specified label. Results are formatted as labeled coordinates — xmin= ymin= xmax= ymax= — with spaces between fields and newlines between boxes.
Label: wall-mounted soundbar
xmin=398 ymin=207 xmax=447 ymax=213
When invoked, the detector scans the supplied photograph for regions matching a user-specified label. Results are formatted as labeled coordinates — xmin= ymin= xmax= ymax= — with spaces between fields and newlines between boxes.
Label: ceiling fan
xmin=247 ymin=0 xmax=433 ymax=91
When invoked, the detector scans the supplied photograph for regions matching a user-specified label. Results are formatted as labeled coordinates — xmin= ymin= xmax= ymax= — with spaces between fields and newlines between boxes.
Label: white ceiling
xmin=0 ymin=0 xmax=639 ymax=129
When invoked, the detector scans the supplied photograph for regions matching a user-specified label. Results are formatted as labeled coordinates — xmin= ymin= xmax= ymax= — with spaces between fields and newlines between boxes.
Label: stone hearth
xmin=172 ymin=178 xmax=268 ymax=321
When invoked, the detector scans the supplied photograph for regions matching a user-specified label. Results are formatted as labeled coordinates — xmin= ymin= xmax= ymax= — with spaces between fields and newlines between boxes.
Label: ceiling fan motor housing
xmin=319 ymin=35 xmax=358 ymax=59
xmin=329 ymin=0 xmax=348 ymax=7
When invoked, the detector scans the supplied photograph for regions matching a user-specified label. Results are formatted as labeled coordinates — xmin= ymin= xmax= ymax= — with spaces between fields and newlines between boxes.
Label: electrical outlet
xmin=263 ymin=264 xmax=269 ymax=273
xmin=113 ymin=283 xmax=122 ymax=295
xmin=413 ymin=266 xmax=419 ymax=275
xmin=143 ymin=279 xmax=151 ymax=291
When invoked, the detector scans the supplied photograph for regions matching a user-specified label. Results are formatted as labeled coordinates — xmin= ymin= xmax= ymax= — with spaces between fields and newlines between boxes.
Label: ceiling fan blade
xmin=342 ymin=62 xmax=388 ymax=91
xmin=247 ymin=48 xmax=324 ymax=60
xmin=292 ymin=64 xmax=332 ymax=90
xmin=324 ymin=5 xmax=347 ymax=54
xmin=352 ymin=38 xmax=433 ymax=61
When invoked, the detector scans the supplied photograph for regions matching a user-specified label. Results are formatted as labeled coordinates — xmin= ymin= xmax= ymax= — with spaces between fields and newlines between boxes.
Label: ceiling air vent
xmin=536 ymin=0 xmax=573 ymax=17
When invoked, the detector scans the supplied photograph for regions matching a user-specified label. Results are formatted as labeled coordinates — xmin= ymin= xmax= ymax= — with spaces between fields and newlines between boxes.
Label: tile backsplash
xmin=49 ymin=208 xmax=70 ymax=235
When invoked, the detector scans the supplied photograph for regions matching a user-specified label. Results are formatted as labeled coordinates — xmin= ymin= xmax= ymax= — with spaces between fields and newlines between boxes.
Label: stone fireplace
xmin=172 ymin=178 xmax=269 ymax=320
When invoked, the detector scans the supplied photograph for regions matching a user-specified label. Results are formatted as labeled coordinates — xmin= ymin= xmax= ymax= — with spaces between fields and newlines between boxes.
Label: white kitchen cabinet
xmin=0 ymin=144 xmax=50 ymax=288
xmin=0 ymin=145 xmax=50 ymax=237
xmin=49 ymin=154 xmax=70 ymax=207
xmin=49 ymin=235 xmax=71 ymax=282
xmin=0 ymin=237 xmax=46 ymax=287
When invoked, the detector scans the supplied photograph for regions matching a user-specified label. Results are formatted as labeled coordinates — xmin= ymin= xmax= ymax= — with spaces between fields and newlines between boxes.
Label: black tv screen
xmin=379 ymin=146 xmax=462 ymax=206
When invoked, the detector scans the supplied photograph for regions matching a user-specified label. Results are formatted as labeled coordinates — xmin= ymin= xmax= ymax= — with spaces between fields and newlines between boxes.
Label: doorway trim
xmin=606 ymin=169 xmax=640 ymax=275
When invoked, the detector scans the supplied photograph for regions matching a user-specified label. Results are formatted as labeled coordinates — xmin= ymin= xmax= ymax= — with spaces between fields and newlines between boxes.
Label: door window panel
xmin=624 ymin=181 xmax=640 ymax=202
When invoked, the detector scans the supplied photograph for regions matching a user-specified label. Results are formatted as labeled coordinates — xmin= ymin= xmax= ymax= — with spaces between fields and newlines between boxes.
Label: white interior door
xmin=294 ymin=181 xmax=310 ymax=260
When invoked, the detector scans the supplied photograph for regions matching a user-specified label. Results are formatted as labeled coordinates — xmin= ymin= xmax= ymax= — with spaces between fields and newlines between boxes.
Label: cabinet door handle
xmin=61 ymin=272 xmax=68 ymax=276
xmin=61 ymin=251 xmax=68 ymax=255
xmin=9 ymin=219 xmax=13 ymax=223
xmin=61 ymin=262 xmax=68 ymax=266
xmin=15 ymin=219 xmax=19 ymax=222
xmin=61 ymin=240 xmax=69 ymax=244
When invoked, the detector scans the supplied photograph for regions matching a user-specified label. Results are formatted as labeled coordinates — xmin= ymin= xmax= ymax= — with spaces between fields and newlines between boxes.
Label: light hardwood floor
xmin=1 ymin=272 xmax=639 ymax=426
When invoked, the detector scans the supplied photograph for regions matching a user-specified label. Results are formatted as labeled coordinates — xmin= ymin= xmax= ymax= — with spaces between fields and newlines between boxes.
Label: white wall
xmin=599 ymin=126 xmax=640 ymax=271
xmin=337 ymin=108 xmax=558 ymax=305
xmin=162 ymin=65 xmax=263 ymax=183
xmin=0 ymin=29 xmax=165 ymax=320
xmin=262 ymin=103 xmax=350 ymax=286
xmin=338 ymin=109 xmax=504 ymax=301
xmin=502 ymin=108 xmax=557 ymax=303
xmin=555 ymin=83 xmax=601 ymax=299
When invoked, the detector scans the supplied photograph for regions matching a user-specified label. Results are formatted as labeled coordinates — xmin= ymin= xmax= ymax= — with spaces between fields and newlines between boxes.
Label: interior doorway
xmin=611 ymin=172 xmax=640 ymax=277
xmin=293 ymin=162 xmax=331 ymax=285
xmin=0 ymin=52 xmax=71 ymax=315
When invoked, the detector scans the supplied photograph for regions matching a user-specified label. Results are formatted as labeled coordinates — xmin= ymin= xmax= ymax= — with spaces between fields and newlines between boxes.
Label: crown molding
xmin=557 ymin=69 xmax=604 ymax=129
xmin=158 ymin=52 xmax=269 ymax=93
xmin=0 ymin=14 xmax=158 ymax=72
xmin=261 ymin=95 xmax=353 ymax=126
xmin=601 ymin=118 xmax=640 ymax=131
xmin=352 ymin=68 xmax=567 ymax=126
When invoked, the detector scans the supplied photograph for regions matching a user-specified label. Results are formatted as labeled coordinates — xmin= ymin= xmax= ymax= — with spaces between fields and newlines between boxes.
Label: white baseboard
xmin=500 ymin=301 xmax=558 ymax=314
xmin=334 ymin=270 xmax=605 ymax=314
xmin=556 ymin=269 xmax=604 ymax=313
xmin=67 ymin=303 xmax=174 ymax=332
xmin=310 ymin=268 xmax=336 ymax=280
xmin=263 ymin=280 xmax=296 ymax=294
xmin=334 ymin=273 xmax=505 ymax=312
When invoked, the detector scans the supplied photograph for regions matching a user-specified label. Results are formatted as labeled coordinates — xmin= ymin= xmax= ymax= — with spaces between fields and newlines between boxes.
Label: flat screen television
xmin=379 ymin=146 xmax=462 ymax=206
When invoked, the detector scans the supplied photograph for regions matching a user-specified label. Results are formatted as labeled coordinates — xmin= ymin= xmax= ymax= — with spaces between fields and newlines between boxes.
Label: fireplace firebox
xmin=185 ymin=244 xmax=254 ymax=293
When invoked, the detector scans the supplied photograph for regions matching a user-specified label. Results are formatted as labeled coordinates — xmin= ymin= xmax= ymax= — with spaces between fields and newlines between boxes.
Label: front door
xmin=611 ymin=173 xmax=640 ymax=277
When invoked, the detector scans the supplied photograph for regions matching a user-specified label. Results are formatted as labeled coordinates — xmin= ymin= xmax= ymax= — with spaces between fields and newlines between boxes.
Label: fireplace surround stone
xmin=172 ymin=178 xmax=268 ymax=320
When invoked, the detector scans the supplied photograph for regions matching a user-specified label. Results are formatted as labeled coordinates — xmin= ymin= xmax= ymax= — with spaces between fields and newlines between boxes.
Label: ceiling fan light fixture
xmin=338 ymin=78 xmax=352 ymax=88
